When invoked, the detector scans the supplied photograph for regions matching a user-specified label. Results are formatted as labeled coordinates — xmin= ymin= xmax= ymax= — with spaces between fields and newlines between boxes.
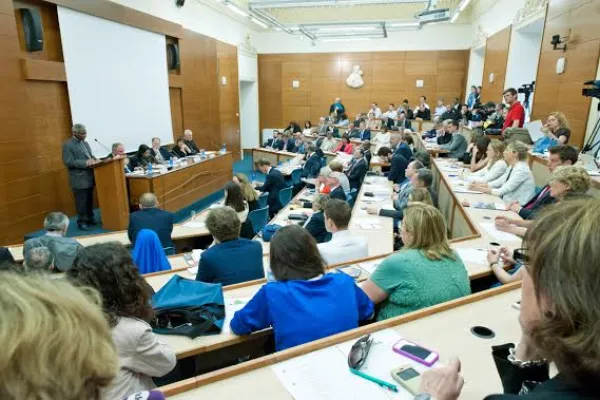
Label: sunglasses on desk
xmin=348 ymin=334 xmax=373 ymax=370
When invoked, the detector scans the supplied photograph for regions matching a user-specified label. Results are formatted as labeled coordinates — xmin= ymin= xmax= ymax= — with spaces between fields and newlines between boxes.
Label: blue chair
xmin=163 ymin=247 xmax=176 ymax=256
xmin=278 ymin=187 xmax=293 ymax=208
xmin=291 ymin=168 xmax=302 ymax=185
xmin=248 ymin=206 xmax=269 ymax=235
xmin=257 ymin=192 xmax=268 ymax=209
xmin=346 ymin=188 xmax=358 ymax=206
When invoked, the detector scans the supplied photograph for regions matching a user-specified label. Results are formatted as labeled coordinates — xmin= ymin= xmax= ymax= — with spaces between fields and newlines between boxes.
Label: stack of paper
xmin=480 ymin=222 xmax=521 ymax=242
xmin=221 ymin=297 xmax=252 ymax=333
xmin=358 ymin=261 xmax=380 ymax=275
xmin=182 ymin=220 xmax=206 ymax=229
xmin=455 ymin=248 xmax=487 ymax=265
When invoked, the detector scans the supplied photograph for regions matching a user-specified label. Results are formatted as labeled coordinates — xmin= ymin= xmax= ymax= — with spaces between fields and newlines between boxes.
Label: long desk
xmin=527 ymin=151 xmax=600 ymax=196
xmin=165 ymin=283 xmax=522 ymax=399
xmin=252 ymin=147 xmax=337 ymax=168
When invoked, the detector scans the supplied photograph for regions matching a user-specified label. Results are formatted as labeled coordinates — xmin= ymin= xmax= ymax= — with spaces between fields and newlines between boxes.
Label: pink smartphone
xmin=392 ymin=339 xmax=439 ymax=367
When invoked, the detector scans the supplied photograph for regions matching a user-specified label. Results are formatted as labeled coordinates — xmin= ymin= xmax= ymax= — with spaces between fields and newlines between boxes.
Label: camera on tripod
xmin=582 ymin=80 xmax=600 ymax=155
xmin=582 ymin=80 xmax=600 ymax=100
xmin=517 ymin=81 xmax=535 ymax=109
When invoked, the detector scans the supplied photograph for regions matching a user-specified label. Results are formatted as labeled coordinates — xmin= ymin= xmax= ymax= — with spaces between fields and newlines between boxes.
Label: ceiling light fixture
xmin=459 ymin=0 xmax=472 ymax=12
xmin=317 ymin=26 xmax=378 ymax=32
xmin=226 ymin=3 xmax=248 ymax=17
xmin=320 ymin=37 xmax=373 ymax=42
xmin=250 ymin=17 xmax=269 ymax=28
xmin=450 ymin=12 xmax=459 ymax=23
xmin=387 ymin=22 xmax=420 ymax=28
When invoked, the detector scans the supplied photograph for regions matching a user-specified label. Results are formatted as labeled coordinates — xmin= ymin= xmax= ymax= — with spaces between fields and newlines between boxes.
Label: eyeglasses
xmin=513 ymin=248 xmax=530 ymax=264
xmin=348 ymin=334 xmax=373 ymax=370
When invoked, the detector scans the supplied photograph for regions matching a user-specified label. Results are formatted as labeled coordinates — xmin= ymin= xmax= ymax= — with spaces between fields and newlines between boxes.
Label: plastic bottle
xmin=147 ymin=162 xmax=152 ymax=175
xmin=221 ymin=143 xmax=226 ymax=154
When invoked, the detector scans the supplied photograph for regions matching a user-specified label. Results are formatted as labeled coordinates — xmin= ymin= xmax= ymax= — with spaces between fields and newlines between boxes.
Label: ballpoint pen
xmin=349 ymin=368 xmax=399 ymax=392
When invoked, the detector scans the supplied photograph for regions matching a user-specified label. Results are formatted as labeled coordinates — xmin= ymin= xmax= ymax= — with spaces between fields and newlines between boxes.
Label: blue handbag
xmin=150 ymin=275 xmax=225 ymax=338
xmin=262 ymin=224 xmax=283 ymax=242
xmin=533 ymin=136 xmax=557 ymax=154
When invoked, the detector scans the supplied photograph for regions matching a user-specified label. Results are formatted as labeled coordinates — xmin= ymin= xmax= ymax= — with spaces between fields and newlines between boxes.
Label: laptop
xmin=579 ymin=153 xmax=600 ymax=176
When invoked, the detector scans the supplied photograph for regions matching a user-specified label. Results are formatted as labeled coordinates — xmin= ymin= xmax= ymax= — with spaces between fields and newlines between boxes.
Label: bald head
xmin=184 ymin=129 xmax=193 ymax=140
xmin=139 ymin=193 xmax=158 ymax=209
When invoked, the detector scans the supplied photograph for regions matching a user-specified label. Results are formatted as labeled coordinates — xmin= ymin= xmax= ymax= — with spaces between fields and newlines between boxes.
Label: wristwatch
xmin=507 ymin=346 xmax=547 ymax=368
xmin=413 ymin=394 xmax=432 ymax=400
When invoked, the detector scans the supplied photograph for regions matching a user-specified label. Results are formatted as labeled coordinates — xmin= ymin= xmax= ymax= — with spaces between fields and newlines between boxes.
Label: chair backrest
xmin=346 ymin=188 xmax=358 ymax=206
xmin=248 ymin=206 xmax=269 ymax=235
xmin=257 ymin=192 xmax=268 ymax=209
xmin=291 ymin=168 xmax=302 ymax=185
xmin=163 ymin=247 xmax=176 ymax=256
xmin=278 ymin=187 xmax=293 ymax=208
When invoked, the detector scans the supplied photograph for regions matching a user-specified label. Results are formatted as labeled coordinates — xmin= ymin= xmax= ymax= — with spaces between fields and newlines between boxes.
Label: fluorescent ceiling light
xmin=317 ymin=26 xmax=378 ymax=32
xmin=227 ymin=3 xmax=248 ymax=17
xmin=450 ymin=12 xmax=459 ymax=23
xmin=273 ymin=27 xmax=282 ymax=31
xmin=459 ymin=0 xmax=472 ymax=12
xmin=321 ymin=37 xmax=372 ymax=42
xmin=387 ymin=22 xmax=420 ymax=27
xmin=250 ymin=17 xmax=269 ymax=28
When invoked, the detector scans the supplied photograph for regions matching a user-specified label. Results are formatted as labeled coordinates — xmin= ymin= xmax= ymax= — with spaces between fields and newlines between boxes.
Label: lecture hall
xmin=2 ymin=0 xmax=600 ymax=398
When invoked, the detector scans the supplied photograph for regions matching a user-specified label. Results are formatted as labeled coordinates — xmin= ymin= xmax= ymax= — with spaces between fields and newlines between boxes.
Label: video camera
xmin=518 ymin=81 xmax=535 ymax=95
xmin=582 ymin=80 xmax=600 ymax=100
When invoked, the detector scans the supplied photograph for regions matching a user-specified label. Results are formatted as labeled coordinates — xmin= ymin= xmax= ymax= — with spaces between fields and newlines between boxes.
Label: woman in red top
xmin=333 ymin=135 xmax=354 ymax=155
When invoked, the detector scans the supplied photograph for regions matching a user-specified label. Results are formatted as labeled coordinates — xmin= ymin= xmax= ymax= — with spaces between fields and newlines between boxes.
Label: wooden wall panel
xmin=169 ymin=87 xmax=183 ymax=143
xmin=259 ymin=50 xmax=469 ymax=129
xmin=531 ymin=0 xmax=600 ymax=147
xmin=217 ymin=41 xmax=241 ymax=159
xmin=481 ymin=26 xmax=512 ymax=103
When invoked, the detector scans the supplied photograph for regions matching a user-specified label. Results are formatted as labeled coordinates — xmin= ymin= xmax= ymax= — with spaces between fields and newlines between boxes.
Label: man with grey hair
xmin=128 ymin=193 xmax=174 ymax=249
xmin=62 ymin=123 xmax=98 ymax=230
xmin=107 ymin=142 xmax=125 ymax=159
xmin=23 ymin=212 xmax=82 ymax=272
xmin=24 ymin=246 xmax=54 ymax=272
xmin=183 ymin=129 xmax=199 ymax=154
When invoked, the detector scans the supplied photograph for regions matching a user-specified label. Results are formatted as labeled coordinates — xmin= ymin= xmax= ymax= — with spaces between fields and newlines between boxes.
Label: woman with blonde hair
xmin=361 ymin=203 xmax=470 ymax=320
xmin=544 ymin=111 xmax=571 ymax=144
xmin=0 ymin=273 xmax=118 ymax=400
xmin=233 ymin=173 xmax=259 ymax=210
xmin=407 ymin=187 xmax=433 ymax=206
xmin=468 ymin=140 xmax=508 ymax=183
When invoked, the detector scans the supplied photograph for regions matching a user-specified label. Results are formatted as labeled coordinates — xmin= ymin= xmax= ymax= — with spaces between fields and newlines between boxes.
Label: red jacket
xmin=334 ymin=142 xmax=354 ymax=155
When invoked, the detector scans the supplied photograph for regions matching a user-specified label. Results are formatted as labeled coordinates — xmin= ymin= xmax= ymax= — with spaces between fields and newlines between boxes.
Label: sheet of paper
xmin=358 ymin=223 xmax=382 ymax=230
xmin=221 ymin=296 xmax=252 ymax=334
xmin=191 ymin=249 xmax=203 ymax=263
xmin=272 ymin=346 xmax=392 ymax=400
xmin=455 ymin=248 xmax=488 ymax=265
xmin=524 ymin=120 xmax=544 ymax=142
xmin=452 ymin=188 xmax=483 ymax=194
xmin=182 ymin=221 xmax=206 ymax=229
xmin=480 ymin=222 xmax=522 ymax=242
xmin=187 ymin=266 xmax=198 ymax=274
xmin=358 ymin=261 xmax=380 ymax=275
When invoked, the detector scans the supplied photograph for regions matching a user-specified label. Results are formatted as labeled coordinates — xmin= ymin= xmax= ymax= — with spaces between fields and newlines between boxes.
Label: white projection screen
xmin=57 ymin=6 xmax=173 ymax=155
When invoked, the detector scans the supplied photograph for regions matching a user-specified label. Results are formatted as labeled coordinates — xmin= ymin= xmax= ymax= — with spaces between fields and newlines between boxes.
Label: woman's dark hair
xmin=67 ymin=242 xmax=154 ymax=327
xmin=304 ymin=120 xmax=312 ymax=129
xmin=176 ymin=137 xmax=185 ymax=145
xmin=342 ymin=135 xmax=350 ymax=144
xmin=476 ymin=136 xmax=491 ymax=154
xmin=270 ymin=225 xmax=326 ymax=281
xmin=224 ymin=181 xmax=246 ymax=213
xmin=137 ymin=144 xmax=150 ymax=157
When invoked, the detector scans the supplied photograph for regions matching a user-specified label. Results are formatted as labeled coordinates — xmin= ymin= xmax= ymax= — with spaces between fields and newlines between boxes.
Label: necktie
xmin=525 ymin=186 xmax=550 ymax=210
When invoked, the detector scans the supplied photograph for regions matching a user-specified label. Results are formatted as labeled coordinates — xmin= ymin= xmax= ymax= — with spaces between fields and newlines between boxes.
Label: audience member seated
xmin=234 ymin=172 xmax=259 ymax=212
xmin=268 ymin=130 xmax=285 ymax=151
xmin=509 ymin=145 xmax=578 ymax=220
xmin=351 ymin=120 xmax=371 ymax=141
xmin=338 ymin=113 xmax=350 ymax=127
xmin=298 ymin=170 xmax=346 ymax=209
xmin=230 ymin=224 xmax=373 ymax=351
xmin=171 ymin=137 xmax=194 ymax=158
xmin=149 ymin=137 xmax=170 ymax=164
xmin=24 ymin=246 xmax=54 ymax=272
xmin=439 ymin=120 xmax=467 ymax=159
xmin=413 ymin=149 xmax=431 ymax=168
xmin=368 ymin=102 xmax=382 ymax=119
xmin=377 ymin=145 xmax=407 ymax=185
xmin=398 ymin=99 xmax=414 ymax=119
xmin=301 ymin=144 xmax=322 ymax=179
xmin=254 ymin=158 xmax=287 ymax=217
xmin=501 ymin=88 xmax=525 ymax=132
xmin=422 ymin=116 xmax=443 ymax=139
xmin=130 ymin=144 xmax=156 ymax=170
xmin=468 ymin=141 xmax=508 ymax=184
xmin=131 ymin=229 xmax=172 ymax=274
xmin=346 ymin=148 xmax=368 ymax=190
xmin=107 ymin=142 xmax=125 ymax=159
xmin=542 ymin=111 xmax=571 ymax=144
xmin=396 ymin=132 xmax=413 ymax=161
xmin=465 ymin=134 xmax=490 ymax=170
xmin=470 ymin=141 xmax=535 ymax=205
xmin=366 ymin=115 xmax=382 ymax=130
xmin=223 ymin=181 xmax=254 ymax=239
xmin=316 ymin=117 xmax=328 ymax=135
xmin=418 ymin=198 xmax=600 ymax=399
xmin=415 ymin=105 xmax=432 ymax=121
xmin=67 ymin=243 xmax=176 ymax=399
xmin=362 ymin=141 xmax=372 ymax=165
xmin=291 ymin=132 xmax=305 ymax=153
xmin=434 ymin=98 xmax=448 ymax=117
xmin=24 ymin=211 xmax=82 ymax=272
xmin=393 ymin=111 xmax=412 ymax=131
xmin=329 ymin=162 xmax=351 ymax=193
xmin=0 ymin=273 xmax=118 ymax=400
xmin=368 ymin=160 xmax=424 ymax=218
xmin=460 ymin=104 xmax=472 ymax=125
xmin=415 ymin=95 xmax=430 ymax=111
xmin=487 ymin=246 xmax=525 ymax=285
xmin=283 ymin=133 xmax=296 ymax=152
xmin=183 ymin=129 xmax=199 ymax=154
xmin=128 ymin=193 xmax=174 ymax=249
xmin=320 ymin=131 xmax=337 ymax=152
xmin=495 ymin=166 xmax=591 ymax=237
xmin=413 ymin=168 xmax=438 ymax=207
xmin=302 ymin=120 xmax=313 ymax=135
xmin=196 ymin=207 xmax=264 ymax=285
xmin=469 ymin=103 xmax=485 ymax=128
xmin=407 ymin=187 xmax=434 ymax=206
xmin=318 ymin=199 xmax=368 ymax=265
xmin=383 ymin=103 xmax=397 ymax=123
xmin=372 ymin=126 xmax=391 ymax=151
xmin=334 ymin=135 xmax=354 ymax=155
xmin=361 ymin=203 xmax=470 ymax=321
xmin=303 ymin=193 xmax=330 ymax=243
xmin=484 ymin=102 xmax=505 ymax=130
xmin=285 ymin=120 xmax=302 ymax=134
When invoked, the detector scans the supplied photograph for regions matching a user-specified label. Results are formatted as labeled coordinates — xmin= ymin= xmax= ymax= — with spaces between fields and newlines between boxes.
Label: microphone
xmin=94 ymin=138 xmax=112 ymax=153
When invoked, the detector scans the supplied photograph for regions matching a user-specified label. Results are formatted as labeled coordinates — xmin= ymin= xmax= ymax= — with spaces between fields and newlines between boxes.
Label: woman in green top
xmin=361 ymin=203 xmax=470 ymax=321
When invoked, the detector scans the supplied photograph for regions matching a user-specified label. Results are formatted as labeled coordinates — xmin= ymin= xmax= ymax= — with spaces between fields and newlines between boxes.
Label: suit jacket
xmin=489 ymin=161 xmax=536 ymax=205
xmin=358 ymin=129 xmax=371 ymax=141
xmin=346 ymin=158 xmax=368 ymax=190
xmin=301 ymin=153 xmax=322 ymax=179
xmin=285 ymin=140 xmax=296 ymax=153
xmin=184 ymin=139 xmax=199 ymax=154
xmin=150 ymin=147 xmax=171 ymax=161
xmin=396 ymin=142 xmax=413 ymax=164
xmin=196 ymin=239 xmax=264 ymax=285
xmin=23 ymin=234 xmax=82 ymax=272
xmin=363 ymin=150 xmax=372 ymax=165
xmin=519 ymin=185 xmax=554 ymax=220
xmin=171 ymin=147 xmax=189 ymax=158
xmin=304 ymin=211 xmax=329 ymax=243
xmin=388 ymin=152 xmax=409 ymax=184
xmin=437 ymin=132 xmax=452 ymax=145
xmin=255 ymin=168 xmax=287 ymax=214
xmin=128 ymin=208 xmax=174 ymax=249
xmin=0 ymin=247 xmax=15 ymax=264
xmin=330 ymin=186 xmax=346 ymax=201
xmin=396 ymin=119 xmax=412 ymax=131
xmin=440 ymin=133 xmax=468 ymax=158
xmin=62 ymin=137 xmax=96 ymax=190
xmin=271 ymin=138 xmax=285 ymax=151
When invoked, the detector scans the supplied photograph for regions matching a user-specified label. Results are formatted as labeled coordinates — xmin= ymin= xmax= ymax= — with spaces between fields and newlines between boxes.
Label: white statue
xmin=346 ymin=65 xmax=364 ymax=89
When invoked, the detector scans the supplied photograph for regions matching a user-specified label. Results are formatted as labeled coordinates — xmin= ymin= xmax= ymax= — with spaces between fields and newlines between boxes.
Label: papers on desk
xmin=472 ymin=202 xmax=508 ymax=211
xmin=182 ymin=220 xmax=206 ymax=229
xmin=354 ymin=218 xmax=382 ymax=230
xmin=185 ymin=250 xmax=203 ymax=274
xmin=221 ymin=297 xmax=252 ymax=334
xmin=272 ymin=329 xmax=424 ymax=400
xmin=480 ymin=222 xmax=521 ymax=242
xmin=357 ymin=261 xmax=380 ymax=275
xmin=453 ymin=188 xmax=483 ymax=194
xmin=455 ymin=248 xmax=487 ymax=265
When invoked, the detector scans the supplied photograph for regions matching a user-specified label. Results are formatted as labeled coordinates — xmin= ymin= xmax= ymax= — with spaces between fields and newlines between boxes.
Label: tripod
xmin=582 ymin=103 xmax=600 ymax=160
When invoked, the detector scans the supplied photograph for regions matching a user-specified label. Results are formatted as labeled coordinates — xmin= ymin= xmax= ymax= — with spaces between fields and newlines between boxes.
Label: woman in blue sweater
xmin=230 ymin=225 xmax=374 ymax=351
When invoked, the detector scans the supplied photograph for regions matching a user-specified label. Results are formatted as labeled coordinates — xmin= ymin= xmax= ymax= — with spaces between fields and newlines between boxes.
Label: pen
xmin=349 ymin=368 xmax=398 ymax=392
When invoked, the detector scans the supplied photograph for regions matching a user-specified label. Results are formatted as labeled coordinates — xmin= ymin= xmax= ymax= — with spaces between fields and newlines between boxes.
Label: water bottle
xmin=201 ymin=150 xmax=206 ymax=160
xmin=168 ymin=158 xmax=173 ymax=169
xmin=147 ymin=162 xmax=152 ymax=175
xmin=221 ymin=143 xmax=226 ymax=154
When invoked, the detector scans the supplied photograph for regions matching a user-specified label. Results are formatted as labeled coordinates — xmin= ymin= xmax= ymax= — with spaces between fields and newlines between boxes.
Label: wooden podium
xmin=92 ymin=157 xmax=130 ymax=231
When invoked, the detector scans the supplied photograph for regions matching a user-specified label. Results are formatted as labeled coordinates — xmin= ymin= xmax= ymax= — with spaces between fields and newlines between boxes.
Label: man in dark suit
xmin=394 ymin=112 xmax=412 ymax=131
xmin=62 ymin=123 xmax=99 ymax=230
xmin=301 ymin=144 xmax=322 ymax=179
xmin=356 ymin=120 xmax=371 ymax=141
xmin=393 ymin=132 xmax=413 ymax=162
xmin=183 ymin=129 xmax=199 ymax=154
xmin=255 ymin=158 xmax=288 ymax=217
xmin=303 ymin=193 xmax=330 ymax=243
xmin=128 ymin=193 xmax=174 ymax=249
xmin=361 ymin=141 xmax=372 ymax=165
xmin=270 ymin=131 xmax=284 ymax=150
xmin=284 ymin=136 xmax=297 ymax=153
xmin=150 ymin=137 xmax=171 ymax=164
xmin=346 ymin=148 xmax=368 ymax=190
xmin=196 ymin=207 xmax=264 ymax=285
xmin=380 ymin=136 xmax=410 ymax=185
